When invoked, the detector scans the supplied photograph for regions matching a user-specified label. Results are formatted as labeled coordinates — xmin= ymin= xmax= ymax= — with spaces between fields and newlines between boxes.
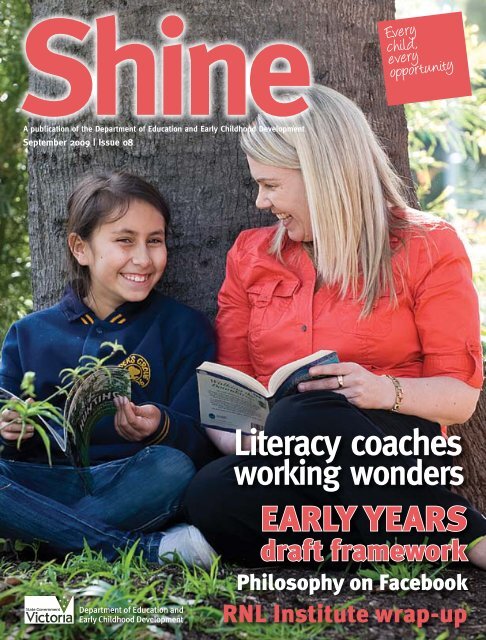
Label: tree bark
xmin=27 ymin=0 xmax=411 ymax=316
xmin=27 ymin=0 xmax=484 ymax=509
xmin=450 ymin=371 xmax=486 ymax=514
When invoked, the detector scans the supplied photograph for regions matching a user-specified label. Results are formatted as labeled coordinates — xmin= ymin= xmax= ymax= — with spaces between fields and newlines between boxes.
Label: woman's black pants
xmin=184 ymin=392 xmax=486 ymax=565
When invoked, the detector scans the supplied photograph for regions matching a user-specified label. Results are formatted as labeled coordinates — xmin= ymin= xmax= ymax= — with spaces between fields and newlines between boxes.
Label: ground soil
xmin=2 ymin=554 xmax=485 ymax=639
xmin=183 ymin=565 xmax=486 ymax=639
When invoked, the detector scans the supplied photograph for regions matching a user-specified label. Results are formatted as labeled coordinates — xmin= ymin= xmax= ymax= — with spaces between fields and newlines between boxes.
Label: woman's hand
xmin=297 ymin=362 xmax=396 ymax=411
xmin=114 ymin=396 xmax=161 ymax=441
xmin=0 ymin=404 xmax=35 ymax=442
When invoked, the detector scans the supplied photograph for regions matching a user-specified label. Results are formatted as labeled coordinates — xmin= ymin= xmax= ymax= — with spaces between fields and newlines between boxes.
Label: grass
xmin=0 ymin=541 xmax=465 ymax=640
xmin=0 ymin=543 xmax=252 ymax=639
xmin=0 ymin=544 xmax=361 ymax=639
xmin=357 ymin=552 xmax=449 ymax=593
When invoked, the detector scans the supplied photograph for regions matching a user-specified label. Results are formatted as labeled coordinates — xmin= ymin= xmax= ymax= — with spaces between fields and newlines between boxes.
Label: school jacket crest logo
xmin=118 ymin=354 xmax=151 ymax=388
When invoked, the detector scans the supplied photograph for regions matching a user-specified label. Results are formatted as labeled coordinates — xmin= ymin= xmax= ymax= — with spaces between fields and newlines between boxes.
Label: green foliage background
xmin=0 ymin=0 xmax=32 ymax=342
xmin=401 ymin=1 xmax=486 ymax=348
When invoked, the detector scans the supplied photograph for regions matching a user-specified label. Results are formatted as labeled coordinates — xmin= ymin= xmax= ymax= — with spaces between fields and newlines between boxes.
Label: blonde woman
xmin=185 ymin=85 xmax=486 ymax=568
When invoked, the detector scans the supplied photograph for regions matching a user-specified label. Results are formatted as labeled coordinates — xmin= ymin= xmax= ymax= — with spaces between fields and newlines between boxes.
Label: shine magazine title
xmin=21 ymin=13 xmax=312 ymax=118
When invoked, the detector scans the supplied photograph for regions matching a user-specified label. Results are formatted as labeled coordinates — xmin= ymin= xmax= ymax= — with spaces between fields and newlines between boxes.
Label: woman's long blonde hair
xmin=240 ymin=85 xmax=418 ymax=315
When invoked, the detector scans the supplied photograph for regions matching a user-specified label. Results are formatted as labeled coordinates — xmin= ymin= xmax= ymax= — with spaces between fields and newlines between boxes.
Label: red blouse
xmin=215 ymin=217 xmax=483 ymax=389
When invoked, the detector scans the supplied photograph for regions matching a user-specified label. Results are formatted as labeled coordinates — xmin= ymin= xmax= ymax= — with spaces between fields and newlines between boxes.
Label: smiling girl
xmin=0 ymin=171 xmax=217 ymax=567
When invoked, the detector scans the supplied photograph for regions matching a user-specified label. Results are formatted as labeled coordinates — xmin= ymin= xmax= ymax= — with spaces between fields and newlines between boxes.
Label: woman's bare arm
xmin=298 ymin=362 xmax=480 ymax=426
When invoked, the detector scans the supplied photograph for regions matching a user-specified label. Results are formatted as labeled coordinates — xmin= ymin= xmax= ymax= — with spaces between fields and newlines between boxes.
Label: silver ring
xmin=337 ymin=375 xmax=344 ymax=389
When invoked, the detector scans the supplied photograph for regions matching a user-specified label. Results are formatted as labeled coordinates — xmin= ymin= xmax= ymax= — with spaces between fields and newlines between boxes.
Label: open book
xmin=0 ymin=366 xmax=131 ymax=466
xmin=197 ymin=350 xmax=338 ymax=434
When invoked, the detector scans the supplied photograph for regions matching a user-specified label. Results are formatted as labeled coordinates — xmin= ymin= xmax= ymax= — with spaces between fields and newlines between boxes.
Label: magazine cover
xmin=0 ymin=0 xmax=485 ymax=637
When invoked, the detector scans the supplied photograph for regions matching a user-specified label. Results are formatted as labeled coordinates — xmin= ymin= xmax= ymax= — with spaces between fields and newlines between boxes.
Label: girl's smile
xmin=69 ymin=199 xmax=167 ymax=319
xmin=121 ymin=273 xmax=151 ymax=283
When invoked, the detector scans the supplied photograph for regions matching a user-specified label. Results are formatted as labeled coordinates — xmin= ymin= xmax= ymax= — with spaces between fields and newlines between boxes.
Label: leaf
xmin=34 ymin=426 xmax=52 ymax=466
xmin=357 ymin=569 xmax=379 ymax=581
xmin=120 ymin=540 xmax=141 ymax=579
xmin=19 ymin=372 xmax=36 ymax=398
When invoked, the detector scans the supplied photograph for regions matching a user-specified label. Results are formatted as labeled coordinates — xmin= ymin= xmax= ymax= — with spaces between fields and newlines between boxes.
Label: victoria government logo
xmin=24 ymin=596 xmax=75 ymax=624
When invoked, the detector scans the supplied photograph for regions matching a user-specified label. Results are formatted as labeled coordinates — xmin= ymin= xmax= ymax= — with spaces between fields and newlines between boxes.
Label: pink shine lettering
xmin=21 ymin=13 xmax=311 ymax=118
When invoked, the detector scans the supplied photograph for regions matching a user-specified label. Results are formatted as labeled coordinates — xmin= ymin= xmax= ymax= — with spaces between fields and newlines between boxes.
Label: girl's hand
xmin=0 ymin=404 xmax=35 ymax=441
xmin=297 ymin=362 xmax=396 ymax=411
xmin=114 ymin=396 xmax=162 ymax=441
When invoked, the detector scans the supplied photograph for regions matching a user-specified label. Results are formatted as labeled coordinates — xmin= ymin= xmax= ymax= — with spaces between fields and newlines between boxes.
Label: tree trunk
xmin=449 ymin=371 xmax=486 ymax=514
xmin=27 ymin=0 xmax=484 ymax=509
xmin=28 ymin=0 xmax=411 ymax=316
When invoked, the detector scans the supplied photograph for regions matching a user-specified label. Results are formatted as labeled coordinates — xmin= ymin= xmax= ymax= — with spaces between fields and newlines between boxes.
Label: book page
xmin=66 ymin=367 xmax=131 ymax=466
xmin=269 ymin=350 xmax=339 ymax=397
xmin=197 ymin=371 xmax=269 ymax=433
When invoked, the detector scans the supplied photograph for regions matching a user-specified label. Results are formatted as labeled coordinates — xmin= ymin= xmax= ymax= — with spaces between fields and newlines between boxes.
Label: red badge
xmin=378 ymin=12 xmax=471 ymax=106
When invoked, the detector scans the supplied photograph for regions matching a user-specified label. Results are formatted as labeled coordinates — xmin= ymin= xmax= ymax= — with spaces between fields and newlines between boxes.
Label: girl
xmin=0 ymin=171 xmax=217 ymax=567
xmin=185 ymin=85 xmax=486 ymax=569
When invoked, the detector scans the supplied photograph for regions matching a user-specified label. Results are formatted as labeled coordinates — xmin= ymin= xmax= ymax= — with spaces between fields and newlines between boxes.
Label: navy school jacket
xmin=0 ymin=288 xmax=220 ymax=469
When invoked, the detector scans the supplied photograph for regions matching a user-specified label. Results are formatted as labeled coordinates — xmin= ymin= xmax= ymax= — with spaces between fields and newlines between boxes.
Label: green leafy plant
xmin=180 ymin=556 xmax=236 ymax=602
xmin=405 ymin=20 xmax=486 ymax=353
xmin=59 ymin=340 xmax=128 ymax=387
xmin=406 ymin=24 xmax=486 ymax=213
xmin=357 ymin=543 xmax=450 ymax=596
xmin=0 ymin=374 xmax=66 ymax=465
xmin=0 ymin=341 xmax=126 ymax=465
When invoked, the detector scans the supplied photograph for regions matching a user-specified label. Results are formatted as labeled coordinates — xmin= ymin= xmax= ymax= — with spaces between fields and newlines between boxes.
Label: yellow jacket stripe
xmin=146 ymin=412 xmax=170 ymax=445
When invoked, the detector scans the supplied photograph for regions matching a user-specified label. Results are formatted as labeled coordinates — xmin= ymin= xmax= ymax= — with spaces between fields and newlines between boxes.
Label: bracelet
xmin=385 ymin=375 xmax=404 ymax=412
